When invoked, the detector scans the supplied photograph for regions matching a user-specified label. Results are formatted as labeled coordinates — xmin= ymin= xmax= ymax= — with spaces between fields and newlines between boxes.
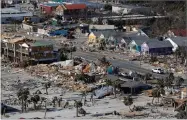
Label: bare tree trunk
xmin=46 ymin=88 xmax=48 ymax=95
xmin=21 ymin=99 xmax=24 ymax=113
xmin=24 ymin=101 xmax=27 ymax=112
xmin=114 ymin=86 xmax=116 ymax=98
xmin=53 ymin=100 xmax=56 ymax=107
xmin=129 ymin=105 xmax=132 ymax=112
xmin=84 ymin=99 xmax=86 ymax=106
xmin=44 ymin=101 xmax=47 ymax=119
xmin=34 ymin=102 xmax=36 ymax=110
xmin=58 ymin=100 xmax=61 ymax=107
xmin=81 ymin=95 xmax=83 ymax=102
xmin=76 ymin=106 xmax=78 ymax=117
xmin=152 ymin=97 xmax=154 ymax=104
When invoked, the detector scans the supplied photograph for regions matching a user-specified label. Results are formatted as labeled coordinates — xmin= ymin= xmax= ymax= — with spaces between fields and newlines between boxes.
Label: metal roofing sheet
xmin=146 ymin=40 xmax=173 ymax=48
xmin=120 ymin=81 xmax=150 ymax=88
xmin=170 ymin=37 xmax=187 ymax=47
xmin=64 ymin=4 xmax=86 ymax=10
xmin=29 ymin=41 xmax=53 ymax=47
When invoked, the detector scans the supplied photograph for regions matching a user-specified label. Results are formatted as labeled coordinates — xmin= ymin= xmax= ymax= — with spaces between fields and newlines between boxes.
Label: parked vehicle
xmin=152 ymin=68 xmax=164 ymax=74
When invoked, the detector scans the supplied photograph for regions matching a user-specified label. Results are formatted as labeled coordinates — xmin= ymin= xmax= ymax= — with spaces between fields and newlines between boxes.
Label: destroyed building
xmin=1 ymin=36 xmax=60 ymax=64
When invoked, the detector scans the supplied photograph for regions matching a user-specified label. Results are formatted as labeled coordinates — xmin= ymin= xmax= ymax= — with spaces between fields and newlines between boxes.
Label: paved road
xmin=73 ymin=51 xmax=167 ymax=78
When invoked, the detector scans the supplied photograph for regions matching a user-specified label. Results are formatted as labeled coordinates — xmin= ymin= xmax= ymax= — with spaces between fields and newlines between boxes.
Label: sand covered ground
xmin=1 ymin=63 xmax=178 ymax=119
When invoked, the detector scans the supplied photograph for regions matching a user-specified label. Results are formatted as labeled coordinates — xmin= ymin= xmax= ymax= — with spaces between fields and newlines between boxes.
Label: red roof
xmin=171 ymin=29 xmax=187 ymax=37
xmin=64 ymin=4 xmax=86 ymax=10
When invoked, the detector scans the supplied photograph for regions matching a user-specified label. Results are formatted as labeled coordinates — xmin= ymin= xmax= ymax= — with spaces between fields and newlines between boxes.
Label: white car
xmin=152 ymin=68 xmax=164 ymax=74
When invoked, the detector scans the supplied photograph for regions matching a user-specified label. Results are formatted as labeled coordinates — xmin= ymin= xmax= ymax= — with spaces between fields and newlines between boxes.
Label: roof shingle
xmin=146 ymin=40 xmax=173 ymax=48
xmin=170 ymin=36 xmax=187 ymax=47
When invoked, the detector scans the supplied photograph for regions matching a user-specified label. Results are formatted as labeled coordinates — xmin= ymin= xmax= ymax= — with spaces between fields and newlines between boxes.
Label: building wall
xmin=112 ymin=6 xmax=130 ymax=14
xmin=30 ymin=45 xmax=53 ymax=52
xmin=136 ymin=46 xmax=141 ymax=52
xmin=141 ymin=43 xmax=149 ymax=54
xmin=41 ymin=6 xmax=52 ymax=14
xmin=130 ymin=7 xmax=151 ymax=15
xmin=22 ymin=23 xmax=33 ymax=31
xmin=88 ymin=33 xmax=96 ymax=43
xmin=1 ymin=41 xmax=59 ymax=63
xmin=149 ymin=47 xmax=172 ymax=55
xmin=129 ymin=40 xmax=136 ymax=51
xmin=15 ymin=3 xmax=34 ymax=11
xmin=1 ymin=17 xmax=24 ymax=24
xmin=38 ymin=28 xmax=49 ymax=35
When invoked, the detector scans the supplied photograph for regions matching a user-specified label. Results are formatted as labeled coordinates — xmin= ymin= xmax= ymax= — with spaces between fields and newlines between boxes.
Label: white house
xmin=112 ymin=4 xmax=151 ymax=15
xmin=112 ymin=5 xmax=131 ymax=15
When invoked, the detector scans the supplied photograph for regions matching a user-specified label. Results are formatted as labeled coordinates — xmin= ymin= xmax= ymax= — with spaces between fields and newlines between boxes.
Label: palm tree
xmin=174 ymin=47 xmax=181 ymax=63
xmin=44 ymin=99 xmax=47 ymax=119
xmin=31 ymin=95 xmax=40 ymax=110
xmin=90 ymin=91 xmax=96 ymax=105
xmin=100 ymin=38 xmax=107 ymax=50
xmin=83 ymin=92 xmax=87 ymax=103
xmin=40 ymin=97 xmax=46 ymax=106
xmin=105 ymin=79 xmax=112 ymax=93
xmin=81 ymin=91 xmax=87 ymax=106
xmin=52 ymin=96 xmax=58 ymax=107
xmin=58 ymin=97 xmax=63 ymax=107
xmin=152 ymin=87 xmax=165 ymax=104
xmin=152 ymin=88 xmax=159 ymax=104
xmin=157 ymin=79 xmax=165 ymax=88
xmin=168 ymin=73 xmax=175 ymax=82
xmin=164 ymin=73 xmax=174 ymax=89
xmin=174 ymin=77 xmax=184 ymax=88
xmin=17 ymin=88 xmax=30 ymax=112
xmin=123 ymin=96 xmax=133 ymax=112
xmin=44 ymin=82 xmax=51 ymax=95
xmin=74 ymin=100 xmax=83 ymax=117
xmin=177 ymin=46 xmax=187 ymax=65
xmin=143 ymin=73 xmax=152 ymax=84
xmin=105 ymin=79 xmax=121 ymax=98
xmin=105 ymin=79 xmax=112 ymax=87
xmin=112 ymin=80 xmax=121 ymax=98
xmin=17 ymin=89 xmax=24 ymax=113
xmin=63 ymin=101 xmax=69 ymax=108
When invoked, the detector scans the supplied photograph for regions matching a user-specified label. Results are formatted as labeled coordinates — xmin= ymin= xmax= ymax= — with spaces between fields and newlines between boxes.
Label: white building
xmin=112 ymin=4 xmax=150 ymax=15
xmin=1 ymin=8 xmax=33 ymax=24
xmin=3 ymin=0 xmax=31 ymax=4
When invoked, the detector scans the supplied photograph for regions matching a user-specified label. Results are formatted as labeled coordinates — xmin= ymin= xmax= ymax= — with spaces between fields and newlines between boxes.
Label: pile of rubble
xmin=25 ymin=59 xmax=110 ymax=92
xmin=26 ymin=64 xmax=58 ymax=77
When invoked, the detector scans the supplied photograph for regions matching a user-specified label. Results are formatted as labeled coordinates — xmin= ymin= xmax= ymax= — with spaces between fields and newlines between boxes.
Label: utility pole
xmin=140 ymin=51 xmax=142 ymax=68
xmin=44 ymin=100 xmax=47 ymax=119
xmin=70 ymin=46 xmax=72 ymax=59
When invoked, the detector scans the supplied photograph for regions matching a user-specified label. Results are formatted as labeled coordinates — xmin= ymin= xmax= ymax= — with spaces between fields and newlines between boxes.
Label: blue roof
xmin=63 ymin=0 xmax=104 ymax=8
xmin=40 ymin=0 xmax=104 ymax=8
xmin=49 ymin=30 xmax=68 ymax=36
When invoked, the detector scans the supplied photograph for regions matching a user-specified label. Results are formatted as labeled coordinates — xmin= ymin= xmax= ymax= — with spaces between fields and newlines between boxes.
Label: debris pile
xmin=25 ymin=59 xmax=110 ymax=91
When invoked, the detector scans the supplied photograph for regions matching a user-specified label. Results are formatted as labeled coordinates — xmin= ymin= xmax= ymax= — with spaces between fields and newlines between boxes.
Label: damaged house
xmin=1 ymin=37 xmax=59 ymax=64
xmin=141 ymin=39 xmax=173 ymax=55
